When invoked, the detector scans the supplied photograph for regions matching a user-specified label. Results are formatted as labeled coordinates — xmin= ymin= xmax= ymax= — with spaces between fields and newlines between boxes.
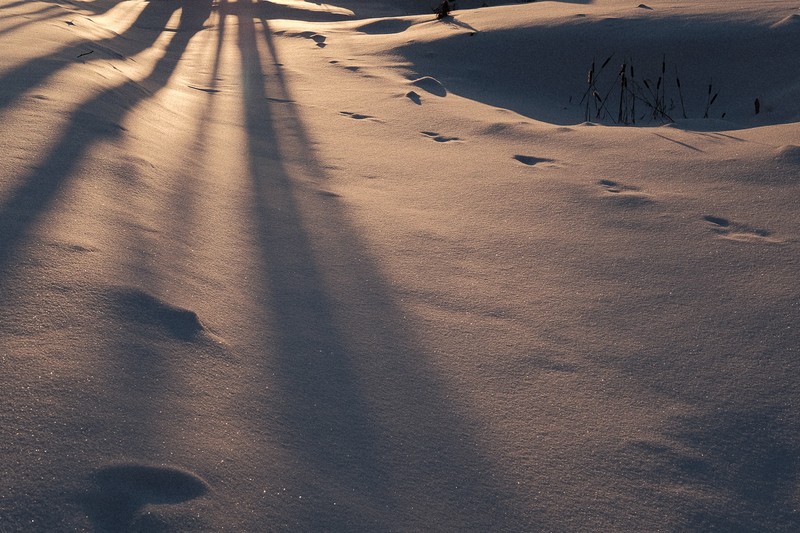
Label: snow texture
xmin=1 ymin=0 xmax=798 ymax=531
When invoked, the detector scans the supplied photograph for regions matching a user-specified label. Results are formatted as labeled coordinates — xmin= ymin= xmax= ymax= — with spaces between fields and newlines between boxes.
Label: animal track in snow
xmin=598 ymin=179 xmax=653 ymax=207
xmin=297 ymin=31 xmax=327 ymax=47
xmin=703 ymin=215 xmax=783 ymax=244
xmin=187 ymin=85 xmax=220 ymax=94
xmin=599 ymin=179 xmax=639 ymax=193
xmin=406 ymin=91 xmax=422 ymax=105
xmin=48 ymin=241 xmax=96 ymax=254
xmin=332 ymin=63 xmax=377 ymax=79
xmin=421 ymin=131 xmax=461 ymax=143
xmin=339 ymin=111 xmax=382 ymax=123
xmin=514 ymin=155 xmax=555 ymax=166
xmin=703 ymin=215 xmax=729 ymax=228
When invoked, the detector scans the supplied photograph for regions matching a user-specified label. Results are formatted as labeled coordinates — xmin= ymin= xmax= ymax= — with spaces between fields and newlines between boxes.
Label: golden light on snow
xmin=0 ymin=0 xmax=798 ymax=531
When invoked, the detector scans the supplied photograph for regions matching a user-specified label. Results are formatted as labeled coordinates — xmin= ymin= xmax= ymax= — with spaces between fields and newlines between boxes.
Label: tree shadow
xmin=0 ymin=9 xmax=67 ymax=40
xmin=234 ymin=0 xmax=537 ymax=528
xmin=0 ymin=0 xmax=202 ymax=112
xmin=236 ymin=4 xmax=388 ymax=525
xmin=2 ymin=1 xmax=538 ymax=527
xmin=0 ymin=0 xmax=213 ymax=282
xmin=0 ymin=5 xmax=214 ymax=527
xmin=0 ymin=0 xmax=121 ymax=39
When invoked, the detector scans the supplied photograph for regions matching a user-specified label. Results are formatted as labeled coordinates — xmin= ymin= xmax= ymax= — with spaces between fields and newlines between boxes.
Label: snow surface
xmin=1 ymin=0 xmax=799 ymax=531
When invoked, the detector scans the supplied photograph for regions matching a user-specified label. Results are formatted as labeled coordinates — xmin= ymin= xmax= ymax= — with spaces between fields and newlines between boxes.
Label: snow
xmin=1 ymin=0 xmax=798 ymax=531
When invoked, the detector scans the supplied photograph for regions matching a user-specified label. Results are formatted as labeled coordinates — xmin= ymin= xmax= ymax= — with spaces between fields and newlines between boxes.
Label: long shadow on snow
xmin=0 ymin=0 xmax=204 ymax=112
xmin=0 ymin=2 xmax=214 ymax=529
xmin=621 ymin=408 xmax=800 ymax=531
xmin=0 ymin=0 xmax=212 ymax=282
xmin=0 ymin=5 xmax=68 ymax=39
xmin=302 ymin=0 xmax=592 ymax=19
xmin=394 ymin=16 xmax=800 ymax=126
xmin=235 ymin=0 xmax=536 ymax=528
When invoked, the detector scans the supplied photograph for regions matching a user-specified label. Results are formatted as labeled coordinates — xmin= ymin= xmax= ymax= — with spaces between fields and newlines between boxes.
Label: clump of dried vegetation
xmin=433 ymin=0 xmax=452 ymax=19
xmin=579 ymin=54 xmax=723 ymax=125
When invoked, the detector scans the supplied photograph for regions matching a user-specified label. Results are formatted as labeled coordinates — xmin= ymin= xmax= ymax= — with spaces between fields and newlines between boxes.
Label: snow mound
xmin=83 ymin=464 xmax=208 ymax=531
xmin=392 ymin=8 xmax=800 ymax=128
xmin=93 ymin=464 xmax=209 ymax=503
xmin=109 ymin=287 xmax=206 ymax=341
xmin=411 ymin=76 xmax=447 ymax=97
xmin=772 ymin=13 xmax=800 ymax=29
xmin=356 ymin=19 xmax=414 ymax=34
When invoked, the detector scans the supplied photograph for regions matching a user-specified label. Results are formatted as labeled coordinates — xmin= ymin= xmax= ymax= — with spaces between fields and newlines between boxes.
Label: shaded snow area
xmin=1 ymin=0 xmax=799 ymax=531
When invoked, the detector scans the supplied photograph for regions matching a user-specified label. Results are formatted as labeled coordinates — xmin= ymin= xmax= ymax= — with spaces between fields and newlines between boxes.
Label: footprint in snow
xmin=703 ymin=215 xmax=783 ymax=244
xmin=421 ymin=131 xmax=461 ymax=143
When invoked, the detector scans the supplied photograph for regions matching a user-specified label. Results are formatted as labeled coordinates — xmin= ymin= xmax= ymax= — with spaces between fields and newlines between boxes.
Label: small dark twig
xmin=676 ymin=70 xmax=687 ymax=119
xmin=703 ymin=80 xmax=719 ymax=119
xmin=580 ymin=54 xmax=615 ymax=121
xmin=630 ymin=62 xmax=636 ymax=125
xmin=77 ymin=50 xmax=94 ymax=59
xmin=626 ymin=85 xmax=674 ymax=123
